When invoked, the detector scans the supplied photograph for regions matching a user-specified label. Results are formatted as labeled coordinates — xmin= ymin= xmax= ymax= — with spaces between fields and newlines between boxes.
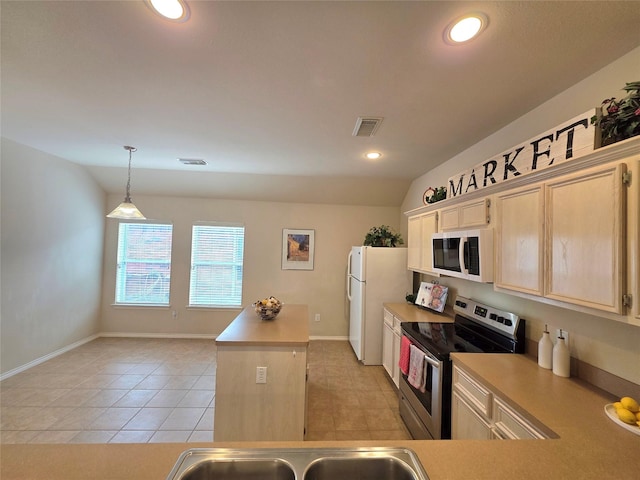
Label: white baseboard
xmin=309 ymin=335 xmax=349 ymax=341
xmin=99 ymin=332 xmax=218 ymax=340
xmin=0 ymin=333 xmax=100 ymax=382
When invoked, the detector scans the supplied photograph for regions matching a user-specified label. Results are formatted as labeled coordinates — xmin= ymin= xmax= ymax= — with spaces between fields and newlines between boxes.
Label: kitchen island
xmin=2 ymin=351 xmax=639 ymax=479
xmin=213 ymin=304 xmax=309 ymax=441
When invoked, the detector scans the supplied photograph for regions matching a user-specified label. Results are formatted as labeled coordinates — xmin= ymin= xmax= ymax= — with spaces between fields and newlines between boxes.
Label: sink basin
xmin=304 ymin=456 xmax=418 ymax=480
xmin=166 ymin=448 xmax=429 ymax=480
xmin=176 ymin=458 xmax=295 ymax=480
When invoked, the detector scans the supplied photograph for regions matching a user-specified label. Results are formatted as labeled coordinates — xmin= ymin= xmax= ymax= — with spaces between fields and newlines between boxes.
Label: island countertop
xmin=215 ymin=304 xmax=309 ymax=347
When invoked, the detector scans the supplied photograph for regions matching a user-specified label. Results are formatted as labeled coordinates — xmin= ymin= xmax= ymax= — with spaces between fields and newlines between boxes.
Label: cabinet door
xmin=440 ymin=206 xmax=460 ymax=231
xmin=440 ymin=198 xmax=489 ymax=231
xmin=545 ymin=162 xmax=626 ymax=313
xmin=451 ymin=390 xmax=493 ymax=440
xmin=382 ymin=321 xmax=394 ymax=380
xmin=419 ymin=212 xmax=438 ymax=272
xmin=493 ymin=398 xmax=546 ymax=439
xmin=407 ymin=212 xmax=438 ymax=274
xmin=459 ymin=198 xmax=490 ymax=228
xmin=495 ymin=184 xmax=544 ymax=296
xmin=392 ymin=329 xmax=401 ymax=388
xmin=407 ymin=215 xmax=423 ymax=271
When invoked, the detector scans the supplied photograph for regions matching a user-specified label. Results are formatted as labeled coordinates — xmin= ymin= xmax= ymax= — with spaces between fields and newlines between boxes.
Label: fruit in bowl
xmin=253 ymin=296 xmax=282 ymax=320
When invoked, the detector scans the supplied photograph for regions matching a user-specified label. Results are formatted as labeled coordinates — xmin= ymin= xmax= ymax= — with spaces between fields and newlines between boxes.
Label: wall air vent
xmin=352 ymin=116 xmax=384 ymax=137
xmin=179 ymin=158 xmax=207 ymax=166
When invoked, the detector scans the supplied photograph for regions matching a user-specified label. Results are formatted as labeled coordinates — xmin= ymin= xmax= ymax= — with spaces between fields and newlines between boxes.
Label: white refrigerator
xmin=347 ymin=246 xmax=412 ymax=365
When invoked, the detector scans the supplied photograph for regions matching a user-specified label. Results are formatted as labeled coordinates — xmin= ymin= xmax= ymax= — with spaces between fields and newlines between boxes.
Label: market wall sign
xmin=448 ymin=110 xmax=596 ymax=199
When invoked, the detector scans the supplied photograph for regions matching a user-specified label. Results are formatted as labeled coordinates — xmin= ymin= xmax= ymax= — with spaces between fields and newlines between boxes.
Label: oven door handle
xmin=422 ymin=354 xmax=441 ymax=369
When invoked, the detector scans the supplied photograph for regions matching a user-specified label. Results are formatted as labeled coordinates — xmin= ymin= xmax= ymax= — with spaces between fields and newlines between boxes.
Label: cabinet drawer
xmin=452 ymin=366 xmax=492 ymax=418
xmin=383 ymin=309 xmax=394 ymax=327
xmin=493 ymin=398 xmax=546 ymax=439
xmin=393 ymin=316 xmax=402 ymax=333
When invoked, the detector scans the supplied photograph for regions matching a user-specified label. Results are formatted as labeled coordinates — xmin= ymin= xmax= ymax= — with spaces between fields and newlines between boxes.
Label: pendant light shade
xmin=107 ymin=146 xmax=146 ymax=220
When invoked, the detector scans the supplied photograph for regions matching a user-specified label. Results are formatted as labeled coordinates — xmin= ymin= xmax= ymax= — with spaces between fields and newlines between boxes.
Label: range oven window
xmin=433 ymin=237 xmax=462 ymax=272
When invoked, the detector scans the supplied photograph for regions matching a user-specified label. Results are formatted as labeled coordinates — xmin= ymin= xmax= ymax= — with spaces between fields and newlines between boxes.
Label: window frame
xmin=188 ymin=222 xmax=245 ymax=309
xmin=113 ymin=221 xmax=174 ymax=307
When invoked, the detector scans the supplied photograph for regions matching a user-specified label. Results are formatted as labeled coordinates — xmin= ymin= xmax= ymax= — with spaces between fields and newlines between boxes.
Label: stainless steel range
xmin=399 ymin=296 xmax=525 ymax=440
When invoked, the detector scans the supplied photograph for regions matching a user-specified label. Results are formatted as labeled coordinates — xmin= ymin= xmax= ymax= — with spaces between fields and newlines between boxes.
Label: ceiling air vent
xmin=352 ymin=116 xmax=384 ymax=137
xmin=179 ymin=158 xmax=207 ymax=166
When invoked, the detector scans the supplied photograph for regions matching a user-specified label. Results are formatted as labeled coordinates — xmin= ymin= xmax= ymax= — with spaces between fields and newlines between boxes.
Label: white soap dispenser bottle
xmin=552 ymin=329 xmax=570 ymax=377
xmin=537 ymin=324 xmax=553 ymax=369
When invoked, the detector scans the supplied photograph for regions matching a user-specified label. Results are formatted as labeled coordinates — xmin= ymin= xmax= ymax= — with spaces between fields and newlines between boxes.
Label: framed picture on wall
xmin=282 ymin=229 xmax=315 ymax=270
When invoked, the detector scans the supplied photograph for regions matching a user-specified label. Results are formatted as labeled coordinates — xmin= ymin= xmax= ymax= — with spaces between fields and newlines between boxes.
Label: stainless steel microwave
xmin=431 ymin=229 xmax=493 ymax=283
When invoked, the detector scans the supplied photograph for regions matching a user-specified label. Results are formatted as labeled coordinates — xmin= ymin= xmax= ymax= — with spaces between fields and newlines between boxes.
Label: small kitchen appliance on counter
xmin=399 ymin=296 xmax=525 ymax=440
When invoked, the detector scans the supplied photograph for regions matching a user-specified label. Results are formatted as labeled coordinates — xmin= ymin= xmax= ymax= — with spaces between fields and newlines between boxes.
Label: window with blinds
xmin=189 ymin=223 xmax=245 ymax=307
xmin=115 ymin=223 xmax=173 ymax=305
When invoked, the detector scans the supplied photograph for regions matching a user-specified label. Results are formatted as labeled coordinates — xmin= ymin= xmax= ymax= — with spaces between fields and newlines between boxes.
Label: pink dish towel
xmin=407 ymin=344 xmax=425 ymax=391
xmin=399 ymin=336 xmax=411 ymax=375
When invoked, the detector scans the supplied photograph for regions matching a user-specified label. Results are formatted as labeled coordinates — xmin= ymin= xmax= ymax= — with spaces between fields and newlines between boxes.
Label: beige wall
xmin=401 ymin=47 xmax=640 ymax=385
xmin=100 ymin=194 xmax=402 ymax=338
xmin=1 ymin=139 xmax=106 ymax=375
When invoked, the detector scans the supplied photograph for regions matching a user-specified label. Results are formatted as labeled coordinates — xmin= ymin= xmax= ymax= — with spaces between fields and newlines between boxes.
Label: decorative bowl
xmin=253 ymin=296 xmax=282 ymax=320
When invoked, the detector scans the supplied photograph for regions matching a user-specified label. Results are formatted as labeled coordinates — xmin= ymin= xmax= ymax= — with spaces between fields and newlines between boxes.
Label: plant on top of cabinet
xmin=591 ymin=81 xmax=640 ymax=147
xmin=363 ymin=225 xmax=404 ymax=247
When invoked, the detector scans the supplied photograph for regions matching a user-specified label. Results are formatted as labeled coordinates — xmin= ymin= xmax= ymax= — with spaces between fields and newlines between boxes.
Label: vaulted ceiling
xmin=2 ymin=1 xmax=639 ymax=205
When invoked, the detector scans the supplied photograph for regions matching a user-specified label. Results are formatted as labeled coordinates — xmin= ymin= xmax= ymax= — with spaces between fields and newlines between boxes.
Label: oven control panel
xmin=453 ymin=296 xmax=520 ymax=338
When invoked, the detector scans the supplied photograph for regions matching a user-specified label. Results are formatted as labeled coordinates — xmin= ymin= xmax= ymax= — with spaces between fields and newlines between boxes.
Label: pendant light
xmin=107 ymin=146 xmax=146 ymax=220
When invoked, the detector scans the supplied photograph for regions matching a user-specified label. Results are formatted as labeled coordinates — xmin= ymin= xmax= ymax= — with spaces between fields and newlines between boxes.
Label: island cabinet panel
xmin=214 ymin=304 xmax=309 ymax=441
xmin=494 ymin=184 xmax=545 ymax=296
xmin=407 ymin=211 xmax=438 ymax=274
xmin=545 ymin=162 xmax=625 ymax=313
xmin=214 ymin=346 xmax=307 ymax=441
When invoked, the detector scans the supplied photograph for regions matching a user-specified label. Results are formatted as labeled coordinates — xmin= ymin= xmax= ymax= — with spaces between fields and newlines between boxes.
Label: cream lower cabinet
xmin=452 ymin=363 xmax=548 ymax=440
xmin=382 ymin=308 xmax=401 ymax=388
xmin=407 ymin=211 xmax=438 ymax=274
xmin=495 ymin=161 xmax=627 ymax=314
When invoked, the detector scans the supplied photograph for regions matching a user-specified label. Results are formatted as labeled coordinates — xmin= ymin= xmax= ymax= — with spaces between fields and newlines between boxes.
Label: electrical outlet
xmin=256 ymin=366 xmax=267 ymax=384
xmin=172 ymin=310 xmax=178 ymax=319
xmin=556 ymin=329 xmax=569 ymax=346
xmin=314 ymin=313 xmax=321 ymax=322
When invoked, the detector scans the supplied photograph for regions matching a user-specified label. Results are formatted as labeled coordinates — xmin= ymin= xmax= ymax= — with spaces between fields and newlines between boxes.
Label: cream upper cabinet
xmin=495 ymin=184 xmax=545 ymax=296
xmin=544 ymin=162 xmax=626 ymax=313
xmin=407 ymin=211 xmax=438 ymax=274
xmin=440 ymin=198 xmax=490 ymax=231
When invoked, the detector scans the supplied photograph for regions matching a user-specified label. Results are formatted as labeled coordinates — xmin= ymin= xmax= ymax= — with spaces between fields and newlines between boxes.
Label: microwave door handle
xmin=459 ymin=236 xmax=469 ymax=275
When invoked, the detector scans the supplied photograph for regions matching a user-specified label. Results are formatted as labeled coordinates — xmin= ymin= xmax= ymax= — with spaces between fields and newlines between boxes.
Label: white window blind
xmin=115 ymin=223 xmax=173 ymax=305
xmin=189 ymin=224 xmax=245 ymax=307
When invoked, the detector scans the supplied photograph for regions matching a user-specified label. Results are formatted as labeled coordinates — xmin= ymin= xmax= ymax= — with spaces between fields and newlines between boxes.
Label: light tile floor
xmin=0 ymin=337 xmax=410 ymax=443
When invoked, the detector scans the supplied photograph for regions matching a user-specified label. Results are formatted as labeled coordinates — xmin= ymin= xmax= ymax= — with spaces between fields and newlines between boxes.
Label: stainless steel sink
xmin=166 ymin=448 xmax=429 ymax=480
xmin=304 ymin=456 xmax=418 ymax=480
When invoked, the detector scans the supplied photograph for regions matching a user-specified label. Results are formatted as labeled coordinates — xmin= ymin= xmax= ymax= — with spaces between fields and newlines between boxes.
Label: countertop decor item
xmin=253 ymin=296 xmax=282 ymax=320
xmin=363 ymin=225 xmax=403 ymax=247
xmin=591 ymin=81 xmax=640 ymax=147
xmin=537 ymin=324 xmax=553 ymax=370
xmin=604 ymin=404 xmax=640 ymax=436
xmin=552 ymin=329 xmax=570 ymax=377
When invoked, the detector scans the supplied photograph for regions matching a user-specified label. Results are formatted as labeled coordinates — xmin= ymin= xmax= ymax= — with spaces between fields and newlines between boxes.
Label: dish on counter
xmin=604 ymin=404 xmax=640 ymax=436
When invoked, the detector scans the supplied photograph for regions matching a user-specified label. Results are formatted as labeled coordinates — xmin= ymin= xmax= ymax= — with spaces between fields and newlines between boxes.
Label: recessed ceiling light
xmin=146 ymin=0 xmax=190 ymax=22
xmin=444 ymin=13 xmax=488 ymax=45
xmin=365 ymin=152 xmax=382 ymax=160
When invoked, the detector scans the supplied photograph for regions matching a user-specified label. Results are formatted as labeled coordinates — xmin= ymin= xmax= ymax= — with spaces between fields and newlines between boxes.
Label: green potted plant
xmin=591 ymin=81 xmax=640 ymax=147
xmin=363 ymin=225 xmax=404 ymax=247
